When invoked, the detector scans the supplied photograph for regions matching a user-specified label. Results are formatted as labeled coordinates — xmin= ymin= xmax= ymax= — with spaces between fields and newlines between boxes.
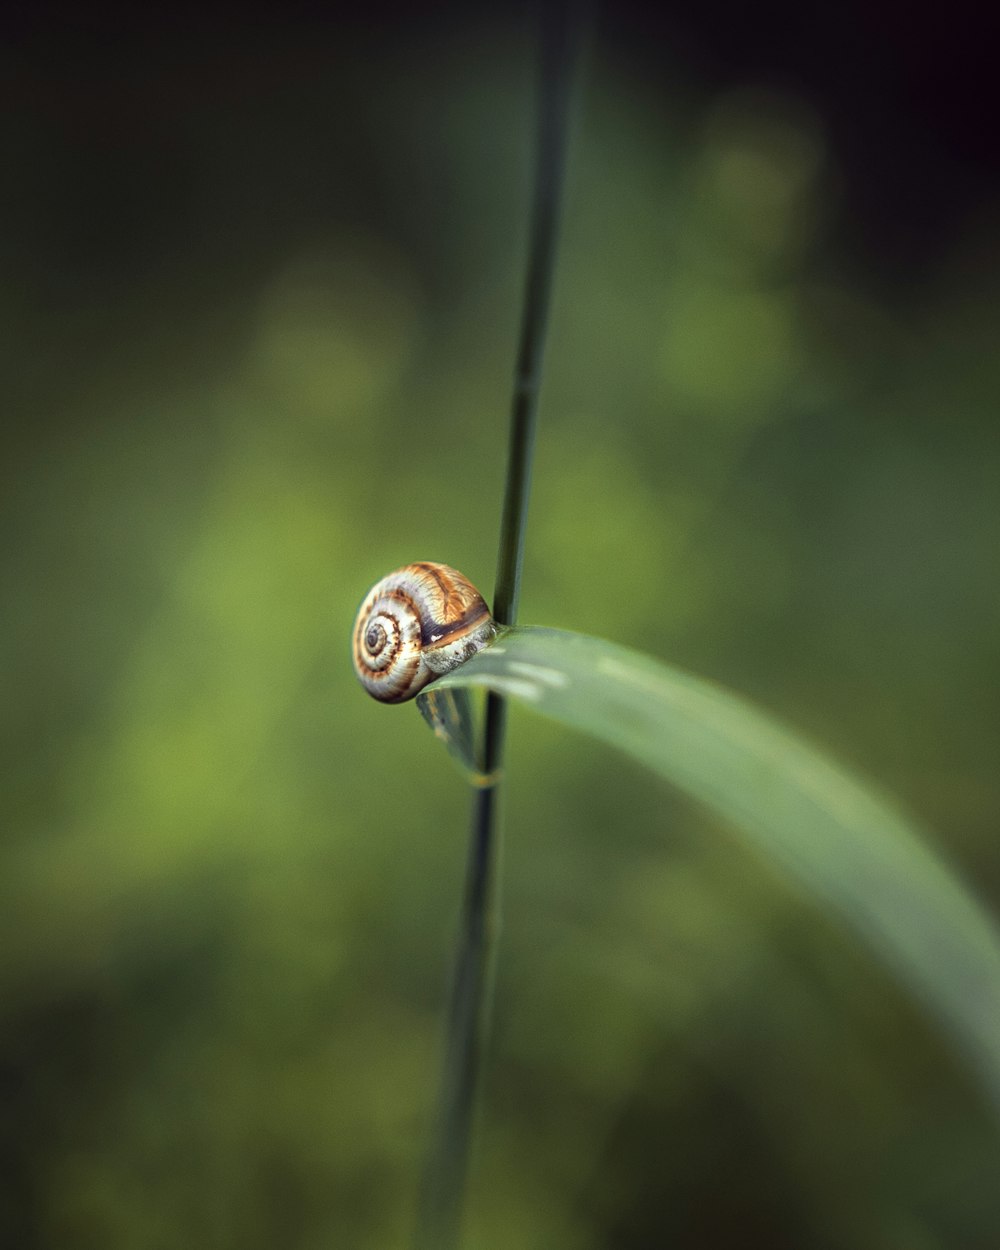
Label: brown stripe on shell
xmin=423 ymin=605 xmax=493 ymax=645
xmin=399 ymin=563 xmax=492 ymax=641
xmin=365 ymin=649 xmax=421 ymax=702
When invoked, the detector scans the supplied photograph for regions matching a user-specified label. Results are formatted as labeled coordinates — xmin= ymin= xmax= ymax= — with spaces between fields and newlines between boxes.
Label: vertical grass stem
xmin=413 ymin=6 xmax=581 ymax=1248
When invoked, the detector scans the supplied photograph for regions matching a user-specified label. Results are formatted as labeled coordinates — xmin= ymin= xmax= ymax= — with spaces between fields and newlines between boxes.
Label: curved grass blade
xmin=417 ymin=687 xmax=482 ymax=781
xmin=430 ymin=625 xmax=1000 ymax=1112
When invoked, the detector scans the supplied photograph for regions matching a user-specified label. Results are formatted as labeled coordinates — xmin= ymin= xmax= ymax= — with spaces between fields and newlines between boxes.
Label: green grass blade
xmin=431 ymin=626 xmax=1000 ymax=1111
xmin=417 ymin=687 xmax=482 ymax=781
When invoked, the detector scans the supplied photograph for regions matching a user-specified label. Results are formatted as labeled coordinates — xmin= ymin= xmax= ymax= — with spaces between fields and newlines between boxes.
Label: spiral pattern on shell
xmin=352 ymin=562 xmax=498 ymax=703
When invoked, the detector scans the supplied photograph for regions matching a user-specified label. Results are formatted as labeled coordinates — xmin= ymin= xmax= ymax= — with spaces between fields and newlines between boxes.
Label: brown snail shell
xmin=352 ymin=562 xmax=497 ymax=703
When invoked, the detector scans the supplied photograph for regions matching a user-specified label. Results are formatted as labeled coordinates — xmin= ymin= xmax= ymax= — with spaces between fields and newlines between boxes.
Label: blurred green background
xmin=3 ymin=5 xmax=1000 ymax=1247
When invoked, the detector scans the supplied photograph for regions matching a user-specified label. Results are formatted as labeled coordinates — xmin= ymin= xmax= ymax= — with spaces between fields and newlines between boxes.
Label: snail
xmin=352 ymin=562 xmax=498 ymax=703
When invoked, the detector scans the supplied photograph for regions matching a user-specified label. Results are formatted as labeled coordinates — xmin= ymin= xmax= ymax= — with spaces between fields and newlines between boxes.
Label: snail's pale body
xmin=352 ymin=562 xmax=497 ymax=703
